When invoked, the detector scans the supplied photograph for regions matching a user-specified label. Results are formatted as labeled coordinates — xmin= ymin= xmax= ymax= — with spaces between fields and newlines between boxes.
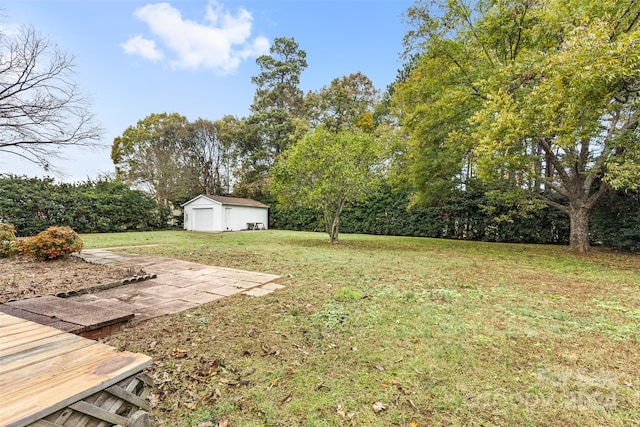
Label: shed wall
xmin=223 ymin=206 xmax=269 ymax=231
xmin=183 ymin=196 xmax=268 ymax=232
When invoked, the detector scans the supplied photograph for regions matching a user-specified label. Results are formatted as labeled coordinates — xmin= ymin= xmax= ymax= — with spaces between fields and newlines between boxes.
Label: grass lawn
xmin=83 ymin=230 xmax=640 ymax=426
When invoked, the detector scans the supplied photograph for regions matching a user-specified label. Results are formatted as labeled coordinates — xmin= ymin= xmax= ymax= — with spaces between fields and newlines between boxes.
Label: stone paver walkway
xmin=73 ymin=249 xmax=284 ymax=323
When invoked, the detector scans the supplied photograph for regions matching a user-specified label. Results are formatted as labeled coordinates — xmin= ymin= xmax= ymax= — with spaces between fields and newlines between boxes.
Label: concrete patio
xmin=71 ymin=248 xmax=284 ymax=323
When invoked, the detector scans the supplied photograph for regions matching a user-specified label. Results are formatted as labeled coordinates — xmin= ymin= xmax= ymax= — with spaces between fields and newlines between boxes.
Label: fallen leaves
xmin=382 ymin=378 xmax=411 ymax=394
xmin=197 ymin=420 xmax=229 ymax=427
xmin=336 ymin=404 xmax=356 ymax=420
xmin=0 ymin=255 xmax=141 ymax=302
xmin=191 ymin=359 xmax=223 ymax=381
xmin=174 ymin=348 xmax=189 ymax=359
xmin=260 ymin=342 xmax=280 ymax=357
xmin=372 ymin=401 xmax=387 ymax=413
xmin=149 ymin=355 xmax=257 ymax=415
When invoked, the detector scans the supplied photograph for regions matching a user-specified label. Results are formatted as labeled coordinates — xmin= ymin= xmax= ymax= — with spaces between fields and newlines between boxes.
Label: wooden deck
xmin=0 ymin=312 xmax=152 ymax=427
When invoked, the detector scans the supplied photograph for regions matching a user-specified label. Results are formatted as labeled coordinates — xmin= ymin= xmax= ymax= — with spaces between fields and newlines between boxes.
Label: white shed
xmin=182 ymin=195 xmax=269 ymax=232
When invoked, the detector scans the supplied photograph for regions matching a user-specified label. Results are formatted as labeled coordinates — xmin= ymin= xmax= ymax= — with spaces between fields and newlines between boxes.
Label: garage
xmin=192 ymin=207 xmax=215 ymax=231
xmin=182 ymin=195 xmax=269 ymax=232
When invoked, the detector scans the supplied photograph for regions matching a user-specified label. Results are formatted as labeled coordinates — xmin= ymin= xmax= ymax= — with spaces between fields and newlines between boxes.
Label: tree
xmin=395 ymin=0 xmax=640 ymax=253
xmin=238 ymin=37 xmax=307 ymax=195
xmin=187 ymin=116 xmax=241 ymax=196
xmin=0 ymin=25 xmax=102 ymax=171
xmin=271 ymin=127 xmax=384 ymax=243
xmin=250 ymin=36 xmax=307 ymax=154
xmin=305 ymin=72 xmax=378 ymax=132
xmin=111 ymin=112 xmax=192 ymax=206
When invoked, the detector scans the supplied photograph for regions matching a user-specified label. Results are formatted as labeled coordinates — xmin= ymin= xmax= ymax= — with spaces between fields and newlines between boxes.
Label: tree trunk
xmin=568 ymin=205 xmax=590 ymax=254
xmin=324 ymin=200 xmax=345 ymax=244
xmin=329 ymin=215 xmax=340 ymax=244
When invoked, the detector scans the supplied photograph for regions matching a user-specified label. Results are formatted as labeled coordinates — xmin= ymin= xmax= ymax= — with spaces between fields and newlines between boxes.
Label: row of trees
xmin=272 ymin=0 xmax=640 ymax=251
xmin=111 ymin=38 xmax=312 ymax=206
xmin=111 ymin=38 xmax=388 ymax=243
xmin=2 ymin=3 xmax=638 ymax=252
xmin=2 ymin=172 xmax=637 ymax=252
xmin=111 ymin=113 xmax=241 ymax=206
xmin=110 ymin=0 xmax=640 ymax=252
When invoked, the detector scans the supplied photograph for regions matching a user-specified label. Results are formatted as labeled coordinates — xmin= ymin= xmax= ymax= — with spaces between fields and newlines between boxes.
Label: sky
xmin=1 ymin=0 xmax=414 ymax=182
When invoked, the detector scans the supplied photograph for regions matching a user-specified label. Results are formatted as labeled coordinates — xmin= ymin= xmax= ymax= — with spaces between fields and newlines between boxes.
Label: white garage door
xmin=193 ymin=208 xmax=214 ymax=231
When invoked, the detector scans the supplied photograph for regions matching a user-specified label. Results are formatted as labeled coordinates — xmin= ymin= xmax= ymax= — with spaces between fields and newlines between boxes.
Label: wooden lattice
xmin=28 ymin=372 xmax=153 ymax=427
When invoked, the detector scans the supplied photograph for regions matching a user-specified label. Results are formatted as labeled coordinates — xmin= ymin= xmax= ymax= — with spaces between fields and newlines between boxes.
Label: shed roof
xmin=183 ymin=195 xmax=269 ymax=208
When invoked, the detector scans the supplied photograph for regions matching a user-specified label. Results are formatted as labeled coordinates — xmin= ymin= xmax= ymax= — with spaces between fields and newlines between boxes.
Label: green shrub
xmin=22 ymin=226 xmax=83 ymax=261
xmin=0 ymin=223 xmax=20 ymax=258
xmin=591 ymin=188 xmax=640 ymax=253
xmin=0 ymin=175 xmax=173 ymax=236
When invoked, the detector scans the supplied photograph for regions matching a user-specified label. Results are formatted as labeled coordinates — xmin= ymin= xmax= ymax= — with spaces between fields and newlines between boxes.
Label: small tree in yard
xmin=271 ymin=127 xmax=384 ymax=243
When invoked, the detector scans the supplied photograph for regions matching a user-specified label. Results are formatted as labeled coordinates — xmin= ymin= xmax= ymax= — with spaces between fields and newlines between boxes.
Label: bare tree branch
xmin=0 ymin=25 xmax=103 ymax=172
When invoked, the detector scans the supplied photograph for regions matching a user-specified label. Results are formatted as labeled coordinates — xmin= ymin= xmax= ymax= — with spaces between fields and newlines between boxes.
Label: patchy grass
xmin=86 ymin=230 xmax=640 ymax=426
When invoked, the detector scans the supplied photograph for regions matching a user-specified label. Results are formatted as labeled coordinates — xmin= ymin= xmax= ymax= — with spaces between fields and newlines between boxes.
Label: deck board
xmin=0 ymin=312 xmax=152 ymax=427
xmin=0 ymin=333 xmax=83 ymax=359
xmin=0 ymin=336 xmax=95 ymax=374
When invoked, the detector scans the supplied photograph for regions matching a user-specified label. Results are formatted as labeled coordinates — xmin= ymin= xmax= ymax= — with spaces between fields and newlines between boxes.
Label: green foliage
xmin=591 ymin=189 xmax=640 ymax=253
xmin=251 ymin=37 xmax=307 ymax=121
xmin=21 ymin=226 xmax=83 ymax=261
xmin=342 ymin=182 xmax=571 ymax=244
xmin=112 ymin=113 xmax=246 ymax=205
xmin=0 ymin=175 xmax=172 ymax=236
xmin=271 ymin=127 xmax=385 ymax=242
xmin=271 ymin=181 xmax=571 ymax=245
xmin=111 ymin=112 xmax=193 ymax=205
xmin=0 ymin=223 xmax=20 ymax=258
xmin=395 ymin=0 xmax=640 ymax=252
xmin=305 ymin=72 xmax=378 ymax=132
xmin=239 ymin=37 xmax=308 ymax=193
xmin=270 ymin=179 xmax=640 ymax=252
xmin=268 ymin=199 xmax=324 ymax=232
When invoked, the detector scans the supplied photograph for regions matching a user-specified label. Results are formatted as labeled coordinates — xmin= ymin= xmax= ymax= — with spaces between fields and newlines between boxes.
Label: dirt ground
xmin=0 ymin=255 xmax=141 ymax=302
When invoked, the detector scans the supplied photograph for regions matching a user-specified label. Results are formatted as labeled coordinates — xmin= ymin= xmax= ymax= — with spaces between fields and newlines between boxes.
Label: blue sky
xmin=1 ymin=0 xmax=413 ymax=181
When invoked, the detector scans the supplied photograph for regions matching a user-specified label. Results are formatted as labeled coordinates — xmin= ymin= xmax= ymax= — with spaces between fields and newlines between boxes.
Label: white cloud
xmin=122 ymin=1 xmax=269 ymax=73
xmin=0 ymin=22 xmax=21 ymax=37
xmin=121 ymin=35 xmax=165 ymax=61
